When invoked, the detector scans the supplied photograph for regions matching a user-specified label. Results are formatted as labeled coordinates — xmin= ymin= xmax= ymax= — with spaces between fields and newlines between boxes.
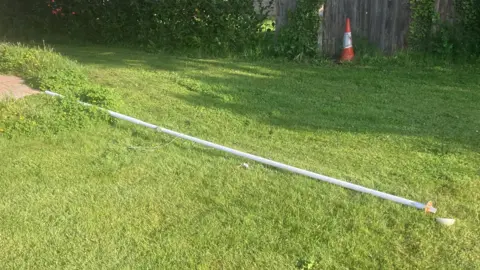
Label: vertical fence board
xmin=254 ymin=0 xmax=454 ymax=56
xmin=435 ymin=0 xmax=455 ymax=23
xmin=323 ymin=0 xmax=411 ymax=56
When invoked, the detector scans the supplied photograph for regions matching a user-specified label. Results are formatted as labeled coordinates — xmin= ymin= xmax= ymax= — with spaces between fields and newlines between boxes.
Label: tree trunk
xmin=275 ymin=0 xmax=297 ymax=35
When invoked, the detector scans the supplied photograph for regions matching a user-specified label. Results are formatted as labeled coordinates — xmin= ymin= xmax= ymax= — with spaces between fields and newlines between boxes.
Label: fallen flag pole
xmin=45 ymin=90 xmax=437 ymax=213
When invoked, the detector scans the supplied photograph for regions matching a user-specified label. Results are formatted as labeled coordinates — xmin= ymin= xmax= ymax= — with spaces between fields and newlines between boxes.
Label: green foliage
xmin=0 ymin=43 xmax=120 ymax=136
xmin=270 ymin=0 xmax=323 ymax=60
xmin=0 ymin=0 xmax=272 ymax=55
xmin=0 ymin=0 xmax=325 ymax=60
xmin=408 ymin=0 xmax=436 ymax=51
xmin=409 ymin=0 xmax=480 ymax=58
xmin=0 ymin=1 xmax=47 ymax=40
xmin=453 ymin=0 xmax=480 ymax=56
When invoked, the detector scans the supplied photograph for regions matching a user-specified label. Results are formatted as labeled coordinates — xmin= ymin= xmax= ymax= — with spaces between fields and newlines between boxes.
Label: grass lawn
xmin=1 ymin=45 xmax=479 ymax=269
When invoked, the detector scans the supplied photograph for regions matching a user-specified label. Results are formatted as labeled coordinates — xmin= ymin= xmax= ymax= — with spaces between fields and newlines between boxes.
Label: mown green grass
xmin=1 ymin=44 xmax=479 ymax=269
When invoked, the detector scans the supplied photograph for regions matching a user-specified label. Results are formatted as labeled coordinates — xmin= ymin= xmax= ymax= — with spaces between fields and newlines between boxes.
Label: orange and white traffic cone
xmin=340 ymin=18 xmax=354 ymax=62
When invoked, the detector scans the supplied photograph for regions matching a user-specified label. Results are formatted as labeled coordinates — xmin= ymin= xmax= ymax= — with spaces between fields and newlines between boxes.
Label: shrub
xmin=0 ymin=1 xmax=329 ymax=60
xmin=270 ymin=0 xmax=324 ymax=60
xmin=0 ymin=0 xmax=272 ymax=55
xmin=453 ymin=0 xmax=480 ymax=56
xmin=409 ymin=0 xmax=480 ymax=59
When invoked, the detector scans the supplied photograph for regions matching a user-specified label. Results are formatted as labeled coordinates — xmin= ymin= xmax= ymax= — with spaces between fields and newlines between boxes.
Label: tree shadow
xmin=52 ymin=44 xmax=480 ymax=151
xmin=171 ymin=65 xmax=480 ymax=150
xmin=51 ymin=44 xmax=199 ymax=72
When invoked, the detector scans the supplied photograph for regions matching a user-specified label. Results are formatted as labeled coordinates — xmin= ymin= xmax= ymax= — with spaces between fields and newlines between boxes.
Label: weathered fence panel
xmin=435 ymin=0 xmax=455 ymax=22
xmin=322 ymin=0 xmax=410 ymax=56
xmin=322 ymin=0 xmax=455 ymax=56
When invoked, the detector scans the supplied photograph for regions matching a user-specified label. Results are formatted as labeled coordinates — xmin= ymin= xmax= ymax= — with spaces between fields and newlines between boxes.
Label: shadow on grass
xmin=53 ymin=44 xmax=480 ymax=151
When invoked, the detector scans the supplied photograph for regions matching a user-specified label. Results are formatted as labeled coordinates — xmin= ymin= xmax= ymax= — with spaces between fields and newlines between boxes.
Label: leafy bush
xmin=453 ymin=0 xmax=480 ymax=56
xmin=0 ymin=43 xmax=120 ymax=137
xmin=408 ymin=0 xmax=436 ymax=51
xmin=0 ymin=1 xmax=328 ymax=60
xmin=409 ymin=0 xmax=480 ymax=59
xmin=0 ymin=0 xmax=272 ymax=55
xmin=270 ymin=0 xmax=323 ymax=60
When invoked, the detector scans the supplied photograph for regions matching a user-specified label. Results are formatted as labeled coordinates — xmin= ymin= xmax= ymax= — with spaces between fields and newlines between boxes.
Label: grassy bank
xmin=1 ymin=43 xmax=479 ymax=269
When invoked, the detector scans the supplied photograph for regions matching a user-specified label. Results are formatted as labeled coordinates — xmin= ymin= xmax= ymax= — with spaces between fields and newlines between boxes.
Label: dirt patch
xmin=0 ymin=75 xmax=40 ymax=100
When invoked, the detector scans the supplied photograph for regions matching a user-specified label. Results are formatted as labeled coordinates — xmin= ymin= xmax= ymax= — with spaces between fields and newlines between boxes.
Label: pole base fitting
xmin=424 ymin=201 xmax=437 ymax=214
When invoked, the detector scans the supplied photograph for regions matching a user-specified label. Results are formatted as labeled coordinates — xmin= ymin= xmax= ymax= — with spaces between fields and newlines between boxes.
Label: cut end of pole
xmin=436 ymin=218 xmax=455 ymax=226
xmin=424 ymin=201 xmax=437 ymax=214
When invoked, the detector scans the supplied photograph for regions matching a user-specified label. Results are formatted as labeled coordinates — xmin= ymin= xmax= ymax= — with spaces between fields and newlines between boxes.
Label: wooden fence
xmin=322 ymin=0 xmax=410 ymax=56
xmin=321 ymin=0 xmax=455 ymax=56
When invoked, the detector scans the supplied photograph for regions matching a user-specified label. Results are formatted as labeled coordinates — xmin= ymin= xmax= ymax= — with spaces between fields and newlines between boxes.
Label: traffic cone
xmin=340 ymin=18 xmax=354 ymax=62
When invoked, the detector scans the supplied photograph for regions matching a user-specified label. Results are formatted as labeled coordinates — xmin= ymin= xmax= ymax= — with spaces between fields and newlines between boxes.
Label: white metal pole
xmin=44 ymin=90 xmax=437 ymax=213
